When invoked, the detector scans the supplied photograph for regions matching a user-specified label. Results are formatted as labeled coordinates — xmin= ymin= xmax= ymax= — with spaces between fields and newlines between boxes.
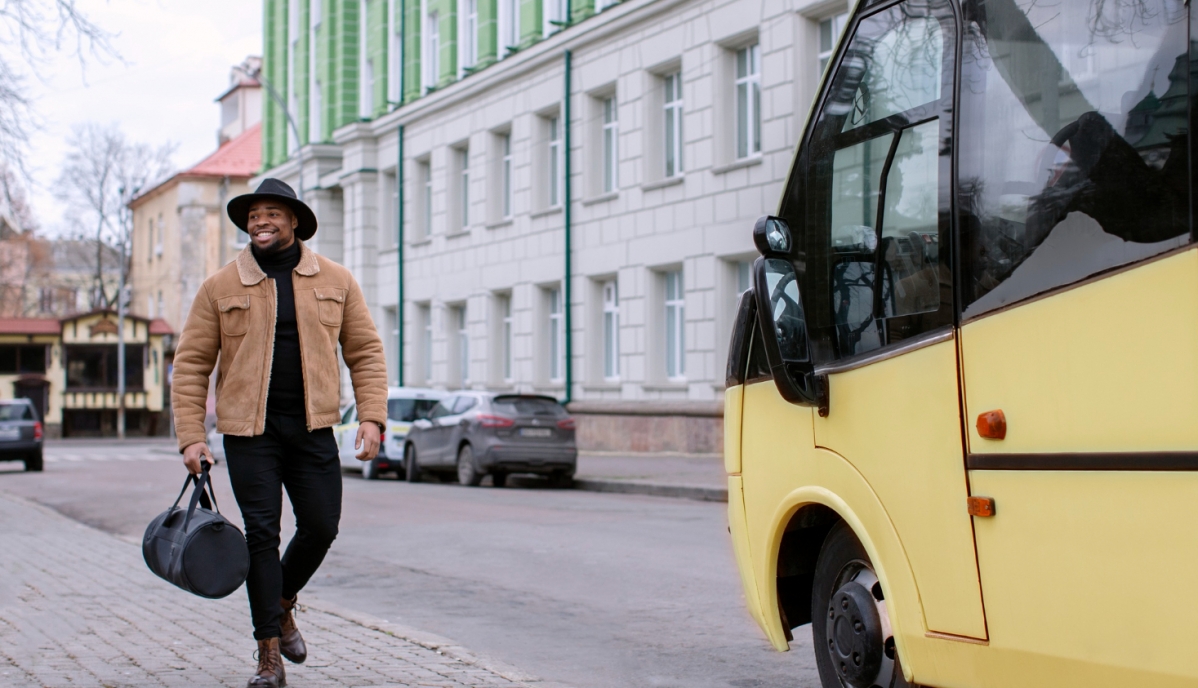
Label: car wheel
xmin=361 ymin=458 xmax=378 ymax=480
xmin=547 ymin=471 xmax=573 ymax=489
xmin=456 ymin=445 xmax=482 ymax=486
xmin=812 ymin=522 xmax=912 ymax=688
xmin=491 ymin=471 xmax=507 ymax=488
xmin=24 ymin=449 xmax=43 ymax=473
xmin=404 ymin=444 xmax=423 ymax=483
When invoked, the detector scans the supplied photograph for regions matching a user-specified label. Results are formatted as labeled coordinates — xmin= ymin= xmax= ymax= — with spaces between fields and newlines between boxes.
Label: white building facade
xmin=259 ymin=0 xmax=849 ymax=453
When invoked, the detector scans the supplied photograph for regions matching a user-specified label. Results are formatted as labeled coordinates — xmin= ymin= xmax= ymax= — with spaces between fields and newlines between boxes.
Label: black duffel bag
xmin=142 ymin=462 xmax=249 ymax=599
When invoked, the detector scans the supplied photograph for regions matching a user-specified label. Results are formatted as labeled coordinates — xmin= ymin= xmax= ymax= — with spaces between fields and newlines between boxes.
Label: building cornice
xmin=365 ymin=0 xmax=698 ymax=137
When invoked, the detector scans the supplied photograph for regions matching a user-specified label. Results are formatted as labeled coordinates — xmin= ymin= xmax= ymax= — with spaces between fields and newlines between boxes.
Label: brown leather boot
xmin=279 ymin=596 xmax=307 ymax=664
xmin=247 ymin=637 xmax=286 ymax=688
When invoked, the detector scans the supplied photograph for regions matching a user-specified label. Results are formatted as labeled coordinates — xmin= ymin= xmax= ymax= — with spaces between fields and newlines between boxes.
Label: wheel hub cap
xmin=827 ymin=580 xmax=884 ymax=688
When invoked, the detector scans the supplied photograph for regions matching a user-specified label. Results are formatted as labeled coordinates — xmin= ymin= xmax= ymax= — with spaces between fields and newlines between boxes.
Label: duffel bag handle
xmin=182 ymin=462 xmax=222 ymax=532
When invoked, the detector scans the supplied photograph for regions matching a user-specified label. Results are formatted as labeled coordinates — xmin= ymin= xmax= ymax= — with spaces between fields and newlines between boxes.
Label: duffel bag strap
xmin=182 ymin=462 xmax=219 ymax=531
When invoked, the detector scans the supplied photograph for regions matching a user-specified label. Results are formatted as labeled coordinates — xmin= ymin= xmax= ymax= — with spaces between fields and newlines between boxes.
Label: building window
xmin=147 ymin=295 xmax=155 ymax=318
xmin=736 ymin=260 xmax=752 ymax=294
xmin=664 ymin=270 xmax=685 ymax=379
xmin=460 ymin=0 xmax=477 ymax=76
xmin=359 ymin=0 xmax=374 ymax=118
xmin=818 ymin=13 xmax=847 ymax=78
xmin=596 ymin=0 xmax=618 ymax=10
xmin=384 ymin=306 xmax=399 ymax=385
xmin=388 ymin=0 xmax=401 ymax=105
xmin=423 ymin=159 xmax=433 ymax=236
xmin=384 ymin=169 xmax=399 ymax=244
xmin=309 ymin=0 xmax=322 ymax=142
xmin=602 ymin=280 xmax=619 ymax=380
xmin=146 ymin=219 xmax=154 ymax=263
xmin=498 ymin=0 xmax=519 ymax=57
xmin=735 ymin=43 xmax=761 ymax=159
xmin=548 ymin=115 xmax=562 ymax=207
xmin=602 ymin=96 xmax=618 ymax=193
xmin=455 ymin=305 xmax=469 ymax=385
xmin=424 ymin=11 xmax=440 ymax=92
xmin=501 ymin=133 xmax=513 ymax=219
xmin=547 ymin=286 xmax=564 ymax=382
xmin=288 ymin=0 xmax=301 ymax=152
xmin=419 ymin=303 xmax=433 ymax=383
xmin=455 ymin=147 xmax=470 ymax=229
xmin=500 ymin=293 xmax=513 ymax=382
xmin=157 ymin=291 xmax=163 ymax=319
xmin=544 ymin=0 xmax=567 ymax=35
xmin=663 ymin=72 xmax=683 ymax=177
xmin=155 ymin=214 xmax=163 ymax=257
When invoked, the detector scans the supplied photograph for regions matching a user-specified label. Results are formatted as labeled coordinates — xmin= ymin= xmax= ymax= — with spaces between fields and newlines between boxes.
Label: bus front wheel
xmin=811 ymin=522 xmax=912 ymax=688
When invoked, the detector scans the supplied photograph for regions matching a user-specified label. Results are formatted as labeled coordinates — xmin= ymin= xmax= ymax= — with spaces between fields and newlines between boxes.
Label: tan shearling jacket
xmin=172 ymin=241 xmax=387 ymax=452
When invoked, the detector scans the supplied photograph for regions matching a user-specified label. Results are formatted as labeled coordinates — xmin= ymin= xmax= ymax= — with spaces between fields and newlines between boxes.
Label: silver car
xmin=0 ymin=399 xmax=43 ymax=471
xmin=336 ymin=387 xmax=447 ymax=479
xmin=403 ymin=393 xmax=577 ymax=487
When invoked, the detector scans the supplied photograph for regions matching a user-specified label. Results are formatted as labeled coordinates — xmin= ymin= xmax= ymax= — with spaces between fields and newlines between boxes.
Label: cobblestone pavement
xmin=0 ymin=491 xmax=543 ymax=688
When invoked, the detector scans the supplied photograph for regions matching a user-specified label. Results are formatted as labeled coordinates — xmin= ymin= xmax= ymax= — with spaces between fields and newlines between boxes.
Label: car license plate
xmin=0 ymin=428 xmax=20 ymax=441
xmin=519 ymin=428 xmax=552 ymax=438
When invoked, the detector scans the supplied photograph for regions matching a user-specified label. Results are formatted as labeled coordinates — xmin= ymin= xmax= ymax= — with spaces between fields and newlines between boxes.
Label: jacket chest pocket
xmin=217 ymin=295 xmax=252 ymax=336
xmin=314 ymin=287 xmax=346 ymax=327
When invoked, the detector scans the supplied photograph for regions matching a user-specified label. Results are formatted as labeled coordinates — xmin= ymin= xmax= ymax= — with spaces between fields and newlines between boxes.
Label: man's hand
xmin=355 ymin=422 xmax=381 ymax=461
xmin=183 ymin=442 xmax=215 ymax=475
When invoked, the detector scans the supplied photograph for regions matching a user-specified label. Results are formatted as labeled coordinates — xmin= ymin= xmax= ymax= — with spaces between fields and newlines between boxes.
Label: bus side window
xmin=957 ymin=0 xmax=1191 ymax=317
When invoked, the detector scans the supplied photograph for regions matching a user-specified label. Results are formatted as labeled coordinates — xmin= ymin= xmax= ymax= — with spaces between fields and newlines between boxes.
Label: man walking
xmin=172 ymin=178 xmax=387 ymax=688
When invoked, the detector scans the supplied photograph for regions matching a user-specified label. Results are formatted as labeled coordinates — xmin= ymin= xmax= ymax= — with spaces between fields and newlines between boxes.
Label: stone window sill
xmin=408 ymin=237 xmax=432 ymax=247
xmin=641 ymin=176 xmax=684 ymax=192
xmin=581 ymin=191 xmax=619 ymax=206
xmin=642 ymin=381 xmax=688 ymax=392
xmin=485 ymin=218 xmax=514 ymax=230
xmin=711 ymin=156 xmax=762 ymax=175
xmin=531 ymin=206 xmax=563 ymax=219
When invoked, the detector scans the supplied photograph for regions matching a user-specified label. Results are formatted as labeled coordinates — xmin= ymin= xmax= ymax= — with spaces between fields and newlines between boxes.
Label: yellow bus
xmin=724 ymin=0 xmax=1197 ymax=686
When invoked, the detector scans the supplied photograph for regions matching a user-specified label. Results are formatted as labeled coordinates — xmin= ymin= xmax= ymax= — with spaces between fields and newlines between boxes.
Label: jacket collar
xmin=235 ymin=240 xmax=321 ymax=286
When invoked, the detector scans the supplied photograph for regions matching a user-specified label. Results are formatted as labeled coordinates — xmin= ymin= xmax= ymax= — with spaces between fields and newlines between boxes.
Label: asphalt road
xmin=0 ymin=440 xmax=820 ymax=688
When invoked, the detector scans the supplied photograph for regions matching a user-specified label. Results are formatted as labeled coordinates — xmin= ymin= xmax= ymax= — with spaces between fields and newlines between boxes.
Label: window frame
xmin=663 ymin=72 xmax=683 ymax=178
xmin=548 ymin=115 xmax=563 ymax=207
xmin=502 ymin=132 xmax=513 ymax=219
xmin=734 ymin=43 xmax=761 ymax=160
xmin=547 ymin=286 xmax=564 ymax=382
xmin=602 ymin=280 xmax=620 ymax=380
xmin=602 ymin=96 xmax=619 ymax=193
xmin=664 ymin=269 xmax=685 ymax=379
xmin=459 ymin=0 xmax=478 ymax=77
xmin=776 ymin=0 xmax=959 ymax=370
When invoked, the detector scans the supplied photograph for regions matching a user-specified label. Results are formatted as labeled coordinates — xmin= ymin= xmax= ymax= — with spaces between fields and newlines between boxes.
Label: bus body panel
xmin=813 ymin=340 xmax=987 ymax=639
xmin=960 ymin=248 xmax=1198 ymax=454
xmin=957 ymin=249 xmax=1198 ymax=683
xmin=739 ymin=380 xmax=924 ymax=671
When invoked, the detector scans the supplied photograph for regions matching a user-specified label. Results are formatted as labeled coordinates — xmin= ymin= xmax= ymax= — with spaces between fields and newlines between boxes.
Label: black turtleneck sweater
xmin=253 ymin=241 xmax=306 ymax=416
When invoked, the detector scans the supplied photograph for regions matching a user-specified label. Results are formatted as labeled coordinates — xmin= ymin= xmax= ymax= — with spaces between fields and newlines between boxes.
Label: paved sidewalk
xmin=0 ymin=491 xmax=546 ymax=688
xmin=572 ymin=452 xmax=727 ymax=502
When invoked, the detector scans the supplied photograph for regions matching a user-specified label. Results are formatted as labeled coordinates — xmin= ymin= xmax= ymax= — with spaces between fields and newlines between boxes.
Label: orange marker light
xmin=967 ymin=496 xmax=996 ymax=517
xmin=976 ymin=410 xmax=1006 ymax=439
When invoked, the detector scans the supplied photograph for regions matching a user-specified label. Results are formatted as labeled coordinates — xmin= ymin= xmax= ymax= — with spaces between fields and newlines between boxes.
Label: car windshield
xmin=491 ymin=397 xmax=567 ymax=418
xmin=0 ymin=403 xmax=33 ymax=421
xmin=388 ymin=398 xmax=441 ymax=422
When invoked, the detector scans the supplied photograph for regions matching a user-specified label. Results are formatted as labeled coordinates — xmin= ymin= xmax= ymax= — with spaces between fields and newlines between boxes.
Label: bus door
xmin=955 ymin=0 xmax=1198 ymax=681
xmin=773 ymin=0 xmax=988 ymax=640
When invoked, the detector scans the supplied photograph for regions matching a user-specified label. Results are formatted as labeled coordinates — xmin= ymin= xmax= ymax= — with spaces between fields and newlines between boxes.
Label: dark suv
xmin=0 ymin=399 xmax=43 ymax=471
xmin=404 ymin=393 xmax=577 ymax=487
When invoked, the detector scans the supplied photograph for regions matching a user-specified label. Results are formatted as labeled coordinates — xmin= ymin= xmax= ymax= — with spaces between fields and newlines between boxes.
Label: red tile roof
xmin=148 ymin=318 xmax=174 ymax=336
xmin=0 ymin=318 xmax=61 ymax=335
xmin=184 ymin=123 xmax=261 ymax=178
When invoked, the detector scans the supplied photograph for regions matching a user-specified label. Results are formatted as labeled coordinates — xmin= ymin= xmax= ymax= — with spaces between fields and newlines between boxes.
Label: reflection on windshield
xmin=388 ymin=398 xmax=441 ymax=422
xmin=959 ymin=0 xmax=1190 ymax=316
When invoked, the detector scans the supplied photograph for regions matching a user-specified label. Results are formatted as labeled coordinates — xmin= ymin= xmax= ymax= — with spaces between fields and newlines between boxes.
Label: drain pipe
xmin=397 ymin=123 xmax=405 ymax=386
xmin=563 ymin=50 xmax=573 ymax=404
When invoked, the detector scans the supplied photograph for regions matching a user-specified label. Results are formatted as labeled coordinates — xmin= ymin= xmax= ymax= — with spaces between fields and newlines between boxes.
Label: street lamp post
xmin=235 ymin=60 xmax=306 ymax=199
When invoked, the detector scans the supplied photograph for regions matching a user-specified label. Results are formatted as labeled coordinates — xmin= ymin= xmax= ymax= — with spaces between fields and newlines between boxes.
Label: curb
xmin=571 ymin=478 xmax=728 ymax=503
xmin=301 ymin=597 xmax=565 ymax=686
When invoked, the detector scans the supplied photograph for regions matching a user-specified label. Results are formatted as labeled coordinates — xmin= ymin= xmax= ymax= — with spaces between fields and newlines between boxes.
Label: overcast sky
xmin=24 ymin=0 xmax=262 ymax=235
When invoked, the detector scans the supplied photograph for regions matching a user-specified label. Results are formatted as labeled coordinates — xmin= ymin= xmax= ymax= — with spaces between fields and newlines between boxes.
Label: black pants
xmin=223 ymin=414 xmax=342 ymax=640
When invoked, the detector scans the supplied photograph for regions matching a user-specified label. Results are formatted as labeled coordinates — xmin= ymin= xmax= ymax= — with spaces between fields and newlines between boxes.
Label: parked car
xmin=206 ymin=427 xmax=225 ymax=463
xmin=334 ymin=387 xmax=446 ymax=480
xmin=404 ymin=392 xmax=577 ymax=487
xmin=0 ymin=399 xmax=43 ymax=472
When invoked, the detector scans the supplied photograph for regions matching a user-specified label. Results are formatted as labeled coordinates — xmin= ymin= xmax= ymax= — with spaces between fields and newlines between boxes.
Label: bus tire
xmin=812 ymin=521 xmax=912 ymax=688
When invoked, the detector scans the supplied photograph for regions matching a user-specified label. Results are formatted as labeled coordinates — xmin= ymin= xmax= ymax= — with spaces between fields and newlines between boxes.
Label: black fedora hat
xmin=227 ymin=178 xmax=318 ymax=241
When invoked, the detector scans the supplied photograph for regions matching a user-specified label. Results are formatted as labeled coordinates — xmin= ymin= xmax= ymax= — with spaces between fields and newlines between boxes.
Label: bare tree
xmin=0 ymin=0 xmax=118 ymax=178
xmin=54 ymin=122 xmax=175 ymax=309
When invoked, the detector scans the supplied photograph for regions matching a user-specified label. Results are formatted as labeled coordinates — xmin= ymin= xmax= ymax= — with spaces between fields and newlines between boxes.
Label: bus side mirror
xmin=749 ymin=217 xmax=828 ymax=412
